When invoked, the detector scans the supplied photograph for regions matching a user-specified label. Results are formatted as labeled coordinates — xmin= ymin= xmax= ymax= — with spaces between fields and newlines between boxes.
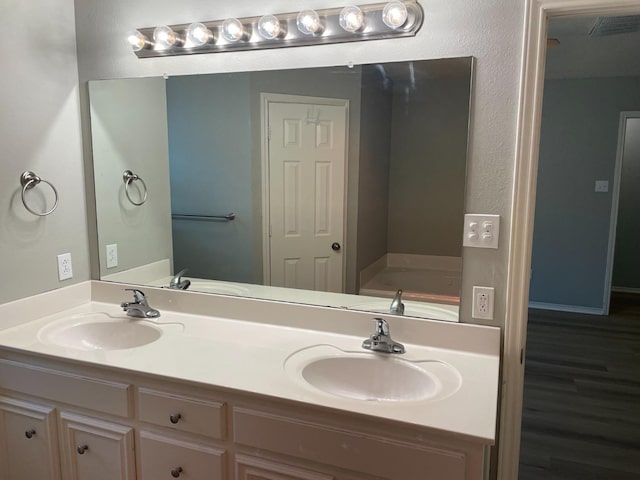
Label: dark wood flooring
xmin=518 ymin=293 xmax=640 ymax=479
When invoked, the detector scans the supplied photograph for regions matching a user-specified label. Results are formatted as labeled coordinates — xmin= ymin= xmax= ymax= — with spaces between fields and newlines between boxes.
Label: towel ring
xmin=123 ymin=170 xmax=148 ymax=206
xmin=20 ymin=171 xmax=59 ymax=217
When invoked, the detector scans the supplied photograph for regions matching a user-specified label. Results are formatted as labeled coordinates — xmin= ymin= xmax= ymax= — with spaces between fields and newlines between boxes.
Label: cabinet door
xmin=59 ymin=412 xmax=135 ymax=480
xmin=138 ymin=430 xmax=225 ymax=480
xmin=236 ymin=454 xmax=334 ymax=480
xmin=0 ymin=397 xmax=60 ymax=480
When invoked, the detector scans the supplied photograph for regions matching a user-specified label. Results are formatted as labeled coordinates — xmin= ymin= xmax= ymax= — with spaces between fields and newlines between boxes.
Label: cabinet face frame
xmin=0 ymin=397 xmax=61 ymax=480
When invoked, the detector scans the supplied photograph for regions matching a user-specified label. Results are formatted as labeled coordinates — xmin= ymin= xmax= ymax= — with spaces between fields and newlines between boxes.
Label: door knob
xmin=331 ymin=242 xmax=341 ymax=251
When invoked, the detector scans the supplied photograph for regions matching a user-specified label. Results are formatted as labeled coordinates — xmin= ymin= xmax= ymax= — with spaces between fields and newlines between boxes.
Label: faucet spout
xmin=390 ymin=289 xmax=404 ymax=315
xmin=169 ymin=269 xmax=191 ymax=290
xmin=362 ymin=318 xmax=405 ymax=354
xmin=121 ymin=289 xmax=161 ymax=318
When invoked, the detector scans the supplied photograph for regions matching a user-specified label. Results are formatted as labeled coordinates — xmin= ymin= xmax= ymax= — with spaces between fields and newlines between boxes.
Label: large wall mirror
xmin=89 ymin=57 xmax=473 ymax=322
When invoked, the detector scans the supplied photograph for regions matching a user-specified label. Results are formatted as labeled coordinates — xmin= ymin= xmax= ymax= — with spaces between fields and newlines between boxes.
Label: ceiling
xmin=545 ymin=15 xmax=640 ymax=79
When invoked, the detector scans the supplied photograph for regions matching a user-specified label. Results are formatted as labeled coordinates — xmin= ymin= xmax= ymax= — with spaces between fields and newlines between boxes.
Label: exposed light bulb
xmin=127 ymin=30 xmax=148 ymax=51
xmin=153 ymin=25 xmax=181 ymax=49
xmin=186 ymin=22 xmax=213 ymax=47
xmin=382 ymin=2 xmax=408 ymax=29
xmin=296 ymin=10 xmax=323 ymax=35
xmin=258 ymin=14 xmax=284 ymax=40
xmin=222 ymin=18 xmax=246 ymax=42
xmin=339 ymin=5 xmax=365 ymax=33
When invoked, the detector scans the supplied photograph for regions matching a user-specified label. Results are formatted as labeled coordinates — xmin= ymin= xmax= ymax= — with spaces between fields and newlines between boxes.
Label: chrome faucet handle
xmin=390 ymin=289 xmax=405 ymax=315
xmin=373 ymin=318 xmax=390 ymax=336
xmin=123 ymin=288 xmax=148 ymax=305
xmin=170 ymin=269 xmax=188 ymax=286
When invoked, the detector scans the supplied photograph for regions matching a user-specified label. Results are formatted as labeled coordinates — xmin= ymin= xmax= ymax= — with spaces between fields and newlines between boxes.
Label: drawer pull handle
xmin=169 ymin=413 xmax=182 ymax=424
xmin=171 ymin=466 xmax=183 ymax=478
xmin=25 ymin=429 xmax=36 ymax=439
xmin=77 ymin=444 xmax=89 ymax=455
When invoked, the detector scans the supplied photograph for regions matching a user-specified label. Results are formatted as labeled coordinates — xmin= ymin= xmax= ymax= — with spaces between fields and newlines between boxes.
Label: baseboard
xmin=611 ymin=286 xmax=640 ymax=294
xmin=528 ymin=301 xmax=604 ymax=315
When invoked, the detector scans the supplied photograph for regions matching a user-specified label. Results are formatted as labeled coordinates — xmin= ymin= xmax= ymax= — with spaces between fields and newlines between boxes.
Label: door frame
xmin=501 ymin=1 xmax=640 ymax=479
xmin=260 ymin=92 xmax=350 ymax=286
xmin=604 ymin=111 xmax=640 ymax=305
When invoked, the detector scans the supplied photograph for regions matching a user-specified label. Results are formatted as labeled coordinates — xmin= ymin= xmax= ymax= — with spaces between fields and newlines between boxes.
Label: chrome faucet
xmin=121 ymin=289 xmax=160 ymax=318
xmin=362 ymin=318 xmax=405 ymax=354
xmin=169 ymin=269 xmax=191 ymax=290
xmin=390 ymin=289 xmax=405 ymax=315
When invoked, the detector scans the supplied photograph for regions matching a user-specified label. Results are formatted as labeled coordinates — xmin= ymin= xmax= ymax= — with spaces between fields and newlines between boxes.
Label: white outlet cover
xmin=594 ymin=180 xmax=609 ymax=193
xmin=472 ymin=286 xmax=494 ymax=320
xmin=106 ymin=244 xmax=118 ymax=269
xmin=57 ymin=253 xmax=73 ymax=281
xmin=463 ymin=214 xmax=500 ymax=249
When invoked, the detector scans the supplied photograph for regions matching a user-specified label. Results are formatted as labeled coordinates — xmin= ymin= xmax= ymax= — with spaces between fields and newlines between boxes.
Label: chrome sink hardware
xmin=169 ymin=269 xmax=191 ymax=290
xmin=362 ymin=318 xmax=405 ymax=354
xmin=121 ymin=289 xmax=160 ymax=318
xmin=389 ymin=289 xmax=405 ymax=315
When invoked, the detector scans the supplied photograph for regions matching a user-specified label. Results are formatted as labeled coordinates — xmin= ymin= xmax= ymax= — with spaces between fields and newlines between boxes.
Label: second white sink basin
xmin=38 ymin=312 xmax=163 ymax=351
xmin=285 ymin=345 xmax=462 ymax=403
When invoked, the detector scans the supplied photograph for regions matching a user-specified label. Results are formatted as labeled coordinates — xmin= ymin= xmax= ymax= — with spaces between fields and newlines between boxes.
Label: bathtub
xmin=359 ymin=254 xmax=461 ymax=306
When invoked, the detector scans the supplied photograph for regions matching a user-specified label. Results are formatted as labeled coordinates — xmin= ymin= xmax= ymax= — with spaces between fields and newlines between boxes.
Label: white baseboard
xmin=611 ymin=286 xmax=640 ymax=294
xmin=528 ymin=301 xmax=604 ymax=315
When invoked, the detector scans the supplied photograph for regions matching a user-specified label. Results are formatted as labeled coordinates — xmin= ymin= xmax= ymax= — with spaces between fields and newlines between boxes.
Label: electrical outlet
xmin=463 ymin=214 xmax=500 ymax=249
xmin=472 ymin=286 xmax=494 ymax=320
xmin=106 ymin=244 xmax=118 ymax=269
xmin=57 ymin=253 xmax=73 ymax=281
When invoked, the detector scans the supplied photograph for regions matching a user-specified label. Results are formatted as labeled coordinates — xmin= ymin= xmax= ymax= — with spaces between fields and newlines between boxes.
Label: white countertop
xmin=0 ymin=281 xmax=500 ymax=443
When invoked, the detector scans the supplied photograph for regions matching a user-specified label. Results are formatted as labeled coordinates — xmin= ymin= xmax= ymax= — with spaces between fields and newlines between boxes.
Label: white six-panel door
xmin=266 ymin=99 xmax=347 ymax=292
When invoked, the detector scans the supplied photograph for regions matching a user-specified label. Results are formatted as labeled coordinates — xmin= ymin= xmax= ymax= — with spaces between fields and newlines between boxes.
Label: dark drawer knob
xmin=77 ymin=444 xmax=89 ymax=455
xmin=25 ymin=429 xmax=36 ymax=439
xmin=169 ymin=413 xmax=182 ymax=424
xmin=171 ymin=466 xmax=183 ymax=478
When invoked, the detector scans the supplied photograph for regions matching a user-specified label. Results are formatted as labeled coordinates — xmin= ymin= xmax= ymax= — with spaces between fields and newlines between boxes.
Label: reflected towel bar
xmin=172 ymin=213 xmax=236 ymax=221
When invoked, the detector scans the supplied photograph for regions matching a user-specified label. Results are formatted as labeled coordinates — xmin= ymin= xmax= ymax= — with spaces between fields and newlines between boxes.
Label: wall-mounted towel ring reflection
xmin=20 ymin=171 xmax=59 ymax=216
xmin=122 ymin=170 xmax=148 ymax=206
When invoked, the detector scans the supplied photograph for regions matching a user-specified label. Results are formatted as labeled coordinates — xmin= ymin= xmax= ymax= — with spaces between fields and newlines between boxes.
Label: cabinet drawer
xmin=137 ymin=387 xmax=226 ymax=439
xmin=0 ymin=359 xmax=131 ymax=417
xmin=139 ymin=430 xmax=225 ymax=479
xmin=233 ymin=408 xmax=466 ymax=480
xmin=236 ymin=454 xmax=334 ymax=480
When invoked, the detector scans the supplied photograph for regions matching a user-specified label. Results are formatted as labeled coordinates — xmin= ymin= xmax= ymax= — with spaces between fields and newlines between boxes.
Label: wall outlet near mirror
xmin=106 ymin=244 xmax=118 ymax=269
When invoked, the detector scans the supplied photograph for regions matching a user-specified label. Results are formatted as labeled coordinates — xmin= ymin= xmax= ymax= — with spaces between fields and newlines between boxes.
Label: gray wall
xmin=0 ymin=0 xmax=89 ymax=304
xmin=74 ymin=0 xmax=525 ymax=328
xmin=356 ymin=66 xmax=393 ymax=284
xmin=530 ymin=77 xmax=640 ymax=309
xmin=167 ymin=74 xmax=255 ymax=283
xmin=90 ymin=78 xmax=173 ymax=277
xmin=387 ymin=77 xmax=470 ymax=256
xmin=613 ymin=116 xmax=640 ymax=290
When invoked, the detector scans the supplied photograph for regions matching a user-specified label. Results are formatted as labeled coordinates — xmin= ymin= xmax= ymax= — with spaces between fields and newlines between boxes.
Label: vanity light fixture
xmin=127 ymin=30 xmax=150 ymax=51
xmin=221 ymin=18 xmax=248 ymax=42
xmin=339 ymin=5 xmax=365 ymax=33
xmin=258 ymin=14 xmax=286 ymax=40
xmin=153 ymin=25 xmax=183 ymax=49
xmin=382 ymin=2 xmax=409 ymax=29
xmin=186 ymin=22 xmax=214 ymax=47
xmin=129 ymin=1 xmax=423 ymax=58
xmin=296 ymin=10 xmax=323 ymax=35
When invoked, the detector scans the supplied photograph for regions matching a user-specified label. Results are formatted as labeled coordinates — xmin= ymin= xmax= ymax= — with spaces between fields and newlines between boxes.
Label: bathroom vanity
xmin=0 ymin=282 xmax=500 ymax=480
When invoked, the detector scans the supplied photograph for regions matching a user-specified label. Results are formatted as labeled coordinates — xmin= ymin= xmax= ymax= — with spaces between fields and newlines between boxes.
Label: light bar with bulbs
xmin=127 ymin=1 xmax=423 ymax=58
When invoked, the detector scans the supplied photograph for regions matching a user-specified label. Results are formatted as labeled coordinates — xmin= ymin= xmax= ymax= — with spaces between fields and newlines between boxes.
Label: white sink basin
xmin=285 ymin=345 xmax=462 ymax=402
xmin=38 ymin=312 xmax=163 ymax=351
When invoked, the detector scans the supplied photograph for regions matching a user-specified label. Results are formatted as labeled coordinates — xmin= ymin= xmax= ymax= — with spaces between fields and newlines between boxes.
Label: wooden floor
xmin=518 ymin=293 xmax=640 ymax=479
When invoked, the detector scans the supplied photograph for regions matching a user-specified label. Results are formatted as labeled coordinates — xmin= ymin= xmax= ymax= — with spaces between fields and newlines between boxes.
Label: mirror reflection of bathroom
xmin=89 ymin=58 xmax=472 ymax=320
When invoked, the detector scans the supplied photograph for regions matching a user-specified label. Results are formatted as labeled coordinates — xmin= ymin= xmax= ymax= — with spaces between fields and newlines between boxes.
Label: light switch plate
xmin=463 ymin=214 xmax=500 ymax=249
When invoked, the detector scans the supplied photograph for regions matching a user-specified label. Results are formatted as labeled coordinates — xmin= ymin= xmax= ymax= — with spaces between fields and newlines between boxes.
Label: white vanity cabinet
xmin=0 ymin=397 xmax=60 ymax=480
xmin=0 ymin=353 xmax=489 ymax=480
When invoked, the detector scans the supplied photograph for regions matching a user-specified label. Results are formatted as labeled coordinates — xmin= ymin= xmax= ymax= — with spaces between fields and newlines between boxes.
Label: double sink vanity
xmin=0 ymin=281 xmax=500 ymax=480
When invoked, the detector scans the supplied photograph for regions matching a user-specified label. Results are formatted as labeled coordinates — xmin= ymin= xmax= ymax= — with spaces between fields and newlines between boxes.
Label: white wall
xmin=74 ymin=0 xmax=525 ymax=327
xmin=90 ymin=78 xmax=173 ymax=278
xmin=0 ymin=0 xmax=89 ymax=304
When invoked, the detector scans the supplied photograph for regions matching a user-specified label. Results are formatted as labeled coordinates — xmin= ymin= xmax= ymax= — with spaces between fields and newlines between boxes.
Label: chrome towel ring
xmin=122 ymin=170 xmax=148 ymax=206
xmin=20 ymin=171 xmax=59 ymax=217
